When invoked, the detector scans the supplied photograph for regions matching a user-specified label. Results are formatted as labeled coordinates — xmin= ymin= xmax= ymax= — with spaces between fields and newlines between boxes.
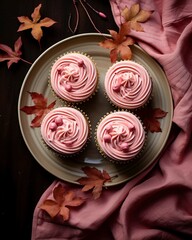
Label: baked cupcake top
xmin=104 ymin=60 xmax=152 ymax=109
xmin=41 ymin=107 xmax=89 ymax=155
xmin=96 ymin=111 xmax=145 ymax=162
xmin=50 ymin=52 xmax=98 ymax=103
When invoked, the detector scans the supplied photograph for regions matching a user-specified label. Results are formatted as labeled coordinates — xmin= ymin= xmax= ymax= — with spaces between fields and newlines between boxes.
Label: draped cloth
xmin=32 ymin=1 xmax=192 ymax=239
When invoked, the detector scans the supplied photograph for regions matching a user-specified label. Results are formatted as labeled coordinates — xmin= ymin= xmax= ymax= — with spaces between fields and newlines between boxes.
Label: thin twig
xmin=68 ymin=0 xmax=80 ymax=34
xmin=83 ymin=0 xmax=107 ymax=18
xmin=79 ymin=0 xmax=102 ymax=34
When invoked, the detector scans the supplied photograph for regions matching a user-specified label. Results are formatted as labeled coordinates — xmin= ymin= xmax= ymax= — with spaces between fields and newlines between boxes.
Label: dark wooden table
xmin=0 ymin=1 xmax=118 ymax=239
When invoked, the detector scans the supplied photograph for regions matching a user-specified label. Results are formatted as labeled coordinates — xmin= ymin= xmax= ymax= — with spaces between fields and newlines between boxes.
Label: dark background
xmin=0 ymin=1 xmax=118 ymax=239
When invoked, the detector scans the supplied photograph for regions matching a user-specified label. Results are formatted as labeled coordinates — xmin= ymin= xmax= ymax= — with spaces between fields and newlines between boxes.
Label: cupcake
xmin=50 ymin=52 xmax=98 ymax=104
xmin=95 ymin=111 xmax=146 ymax=163
xmin=104 ymin=60 xmax=152 ymax=110
xmin=41 ymin=107 xmax=90 ymax=156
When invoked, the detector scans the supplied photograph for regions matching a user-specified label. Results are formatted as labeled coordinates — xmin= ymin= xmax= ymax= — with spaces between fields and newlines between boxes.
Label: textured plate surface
xmin=18 ymin=33 xmax=173 ymax=186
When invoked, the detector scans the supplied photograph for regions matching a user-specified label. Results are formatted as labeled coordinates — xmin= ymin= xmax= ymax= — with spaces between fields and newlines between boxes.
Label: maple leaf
xmin=138 ymin=107 xmax=167 ymax=133
xmin=20 ymin=91 xmax=56 ymax=128
xmin=121 ymin=3 xmax=153 ymax=32
xmin=0 ymin=37 xmax=31 ymax=68
xmin=17 ymin=4 xmax=57 ymax=44
xmin=99 ymin=22 xmax=135 ymax=63
xmin=77 ymin=166 xmax=112 ymax=199
xmin=39 ymin=184 xmax=85 ymax=221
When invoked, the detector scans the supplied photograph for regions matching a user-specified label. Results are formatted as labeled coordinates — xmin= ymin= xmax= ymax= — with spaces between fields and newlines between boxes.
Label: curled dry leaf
xmin=99 ymin=22 xmax=135 ymax=63
xmin=17 ymin=4 xmax=57 ymax=44
xmin=138 ymin=107 xmax=168 ymax=133
xmin=0 ymin=37 xmax=31 ymax=68
xmin=99 ymin=2 xmax=153 ymax=62
xmin=39 ymin=184 xmax=85 ymax=221
xmin=20 ymin=91 xmax=56 ymax=128
xmin=121 ymin=3 xmax=153 ymax=32
xmin=77 ymin=166 xmax=112 ymax=199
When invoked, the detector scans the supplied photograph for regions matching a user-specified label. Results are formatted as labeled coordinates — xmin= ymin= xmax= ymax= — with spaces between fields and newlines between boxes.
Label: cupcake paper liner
xmin=40 ymin=106 xmax=92 ymax=159
xmin=48 ymin=51 xmax=99 ymax=106
xmin=104 ymin=59 xmax=153 ymax=111
xmin=95 ymin=109 xmax=147 ymax=165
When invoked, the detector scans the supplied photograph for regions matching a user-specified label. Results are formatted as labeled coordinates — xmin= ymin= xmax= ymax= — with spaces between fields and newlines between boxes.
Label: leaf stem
xmin=20 ymin=58 xmax=32 ymax=65
xmin=110 ymin=174 xmax=118 ymax=181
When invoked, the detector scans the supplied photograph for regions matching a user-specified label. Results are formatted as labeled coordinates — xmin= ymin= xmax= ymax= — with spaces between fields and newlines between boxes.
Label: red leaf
xmin=20 ymin=91 xmax=56 ymax=128
xmin=99 ymin=22 xmax=135 ymax=63
xmin=0 ymin=37 xmax=32 ymax=68
xmin=39 ymin=184 xmax=85 ymax=221
xmin=0 ymin=37 xmax=22 ymax=68
xmin=138 ymin=107 xmax=168 ymax=133
xmin=77 ymin=166 xmax=112 ymax=199
xmin=17 ymin=4 xmax=57 ymax=44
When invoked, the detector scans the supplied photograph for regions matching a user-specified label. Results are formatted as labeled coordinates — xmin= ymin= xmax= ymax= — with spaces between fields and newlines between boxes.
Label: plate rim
xmin=18 ymin=32 xmax=173 ymax=186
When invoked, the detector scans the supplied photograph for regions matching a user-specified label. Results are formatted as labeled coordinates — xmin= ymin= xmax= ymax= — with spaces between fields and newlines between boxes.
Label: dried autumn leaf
xmin=39 ymin=184 xmax=85 ymax=221
xmin=138 ymin=107 xmax=167 ymax=133
xmin=77 ymin=166 xmax=112 ymax=199
xmin=20 ymin=91 xmax=56 ymax=128
xmin=0 ymin=37 xmax=31 ymax=68
xmin=99 ymin=22 xmax=135 ymax=63
xmin=17 ymin=4 xmax=57 ymax=44
xmin=121 ymin=3 xmax=153 ymax=32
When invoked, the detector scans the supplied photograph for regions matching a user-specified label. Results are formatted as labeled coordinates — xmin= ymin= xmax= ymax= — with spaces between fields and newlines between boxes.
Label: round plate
xmin=18 ymin=33 xmax=173 ymax=186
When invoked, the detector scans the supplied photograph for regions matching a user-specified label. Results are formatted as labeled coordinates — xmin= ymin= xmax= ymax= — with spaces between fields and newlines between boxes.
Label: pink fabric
xmin=32 ymin=0 xmax=192 ymax=239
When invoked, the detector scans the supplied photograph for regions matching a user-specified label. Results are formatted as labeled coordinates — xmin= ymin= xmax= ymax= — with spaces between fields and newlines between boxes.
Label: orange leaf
xmin=40 ymin=199 xmax=60 ymax=218
xmin=39 ymin=184 xmax=85 ymax=221
xmin=77 ymin=166 xmax=112 ymax=199
xmin=121 ymin=3 xmax=153 ymax=32
xmin=99 ymin=22 xmax=135 ymax=63
xmin=122 ymin=3 xmax=140 ymax=21
xmin=20 ymin=91 xmax=56 ymax=128
xmin=17 ymin=4 xmax=57 ymax=43
xmin=138 ymin=107 xmax=167 ymax=133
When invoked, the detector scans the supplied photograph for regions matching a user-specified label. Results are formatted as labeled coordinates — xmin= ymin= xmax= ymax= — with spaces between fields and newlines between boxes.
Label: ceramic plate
xmin=18 ymin=33 xmax=173 ymax=186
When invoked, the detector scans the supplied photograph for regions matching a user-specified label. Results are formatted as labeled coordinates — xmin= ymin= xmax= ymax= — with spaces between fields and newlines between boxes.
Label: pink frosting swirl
xmin=105 ymin=61 xmax=152 ymax=109
xmin=41 ymin=107 xmax=89 ymax=154
xmin=96 ymin=111 xmax=145 ymax=161
xmin=50 ymin=53 xmax=98 ymax=102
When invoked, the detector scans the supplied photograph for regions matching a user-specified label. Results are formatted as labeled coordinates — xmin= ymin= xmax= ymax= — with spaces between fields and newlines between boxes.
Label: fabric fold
xmin=32 ymin=0 xmax=192 ymax=239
